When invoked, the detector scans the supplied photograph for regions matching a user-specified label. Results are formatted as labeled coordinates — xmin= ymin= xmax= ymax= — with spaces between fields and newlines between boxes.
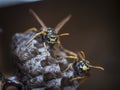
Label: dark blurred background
xmin=0 ymin=0 xmax=119 ymax=90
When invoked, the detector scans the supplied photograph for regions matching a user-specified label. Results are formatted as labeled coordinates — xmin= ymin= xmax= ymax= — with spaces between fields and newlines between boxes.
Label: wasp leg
xmin=70 ymin=76 xmax=86 ymax=82
xmin=26 ymin=31 xmax=45 ymax=45
xmin=43 ymin=42 xmax=49 ymax=57
xmin=63 ymin=63 xmax=73 ymax=72
xmin=59 ymin=56 xmax=77 ymax=60
xmin=57 ymin=40 xmax=62 ymax=48
xmin=63 ymin=49 xmax=77 ymax=58
xmin=23 ymin=27 xmax=38 ymax=34
xmin=57 ymin=41 xmax=77 ymax=58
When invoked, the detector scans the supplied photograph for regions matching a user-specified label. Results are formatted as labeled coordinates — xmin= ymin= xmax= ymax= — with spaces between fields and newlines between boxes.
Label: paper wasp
xmin=25 ymin=9 xmax=76 ymax=57
xmin=61 ymin=51 xmax=104 ymax=81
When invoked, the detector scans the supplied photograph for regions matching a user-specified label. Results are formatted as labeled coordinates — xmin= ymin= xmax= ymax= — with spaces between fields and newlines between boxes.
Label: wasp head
xmin=74 ymin=51 xmax=104 ymax=75
xmin=79 ymin=60 xmax=90 ymax=72
xmin=45 ymin=28 xmax=58 ymax=44
xmin=74 ymin=59 xmax=90 ymax=76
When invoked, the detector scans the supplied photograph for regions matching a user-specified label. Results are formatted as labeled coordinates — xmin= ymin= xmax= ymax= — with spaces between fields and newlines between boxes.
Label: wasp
xmin=61 ymin=51 xmax=104 ymax=81
xmin=24 ymin=9 xmax=77 ymax=57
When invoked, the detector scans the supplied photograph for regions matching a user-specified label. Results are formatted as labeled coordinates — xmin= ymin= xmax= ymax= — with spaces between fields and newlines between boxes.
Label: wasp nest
xmin=11 ymin=31 xmax=79 ymax=90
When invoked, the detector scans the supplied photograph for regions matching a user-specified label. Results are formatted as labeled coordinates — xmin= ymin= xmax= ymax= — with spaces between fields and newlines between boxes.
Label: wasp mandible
xmin=61 ymin=51 xmax=104 ymax=81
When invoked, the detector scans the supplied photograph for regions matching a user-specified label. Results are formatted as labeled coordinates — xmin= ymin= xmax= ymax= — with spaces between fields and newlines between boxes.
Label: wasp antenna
xmin=78 ymin=52 xmax=85 ymax=60
xmin=80 ymin=50 xmax=86 ymax=59
xmin=89 ymin=65 xmax=104 ymax=71
xmin=59 ymin=33 xmax=70 ymax=37
xmin=29 ymin=9 xmax=47 ymax=29
xmin=55 ymin=14 xmax=72 ymax=33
